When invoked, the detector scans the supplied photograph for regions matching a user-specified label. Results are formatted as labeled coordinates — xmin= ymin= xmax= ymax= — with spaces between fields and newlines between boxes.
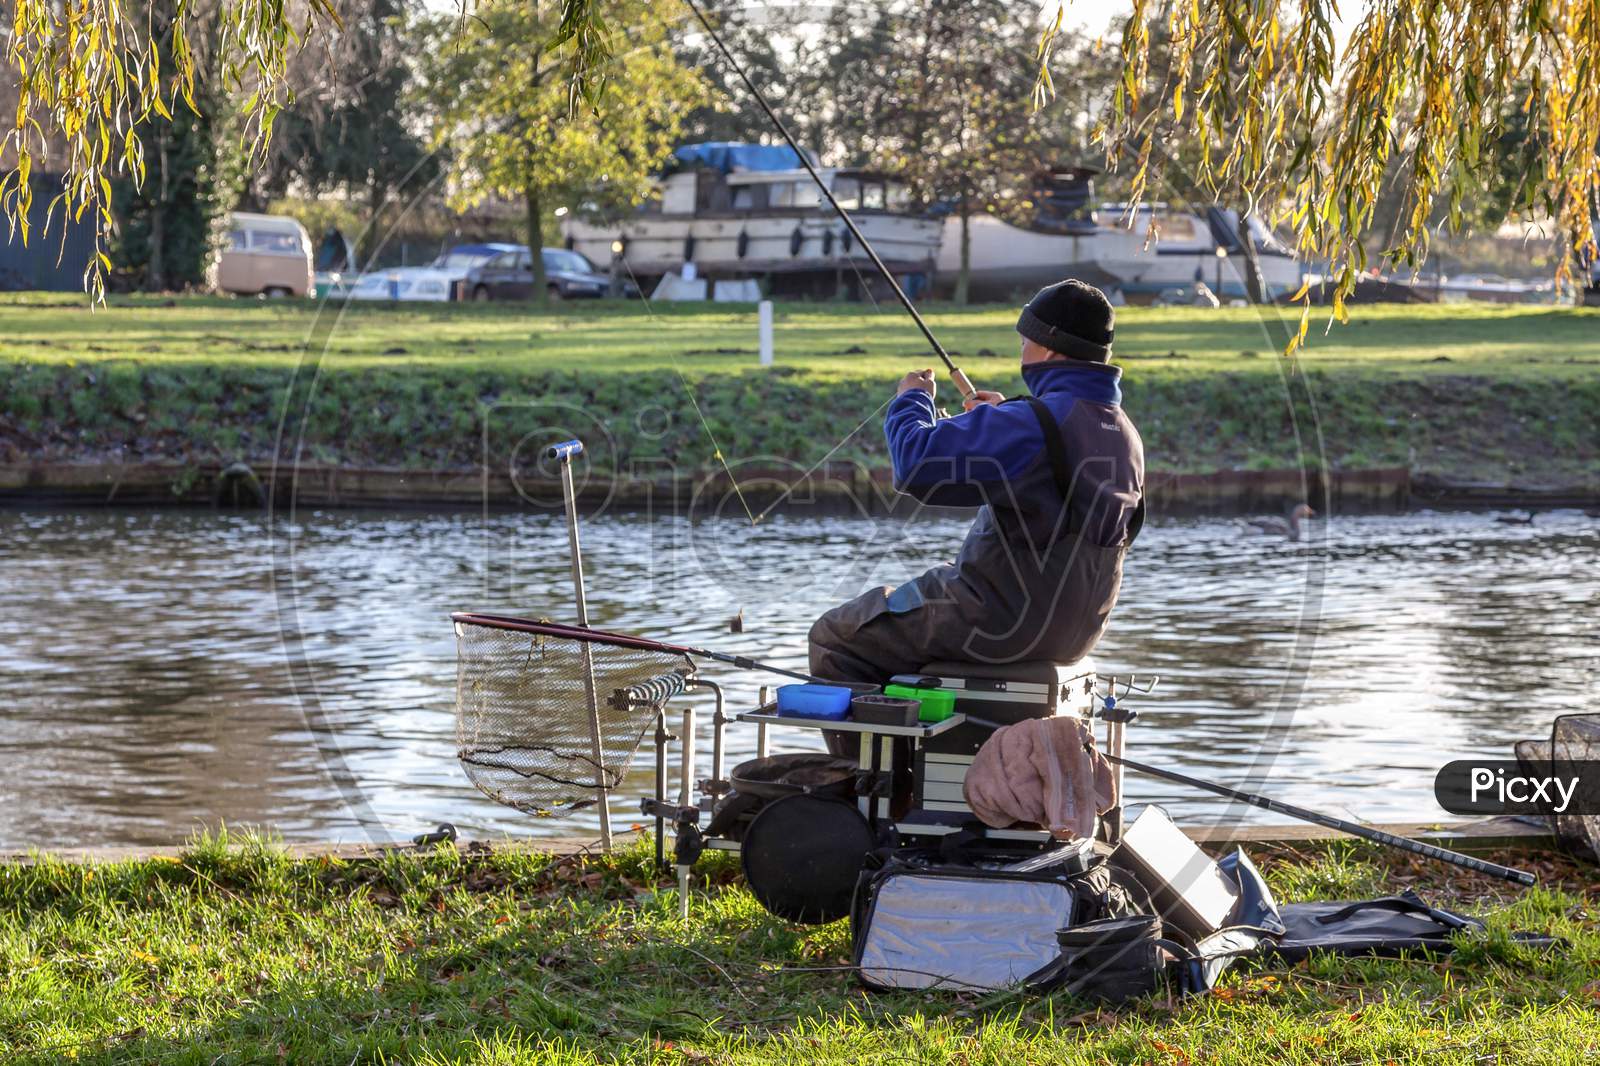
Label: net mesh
xmin=1552 ymin=714 xmax=1600 ymax=862
xmin=1515 ymin=713 xmax=1600 ymax=863
xmin=454 ymin=617 xmax=692 ymax=814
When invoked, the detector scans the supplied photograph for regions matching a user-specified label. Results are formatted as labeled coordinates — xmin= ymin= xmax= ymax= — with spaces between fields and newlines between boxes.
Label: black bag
xmin=1259 ymin=890 xmax=1562 ymax=963
xmin=1269 ymin=892 xmax=1476 ymax=962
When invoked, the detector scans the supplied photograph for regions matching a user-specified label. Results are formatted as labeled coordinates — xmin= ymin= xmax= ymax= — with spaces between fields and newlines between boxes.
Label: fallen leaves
xmin=1148 ymin=1037 xmax=1192 ymax=1065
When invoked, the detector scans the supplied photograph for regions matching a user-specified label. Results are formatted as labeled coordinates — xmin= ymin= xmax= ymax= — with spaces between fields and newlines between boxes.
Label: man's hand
xmin=962 ymin=389 xmax=1005 ymax=411
xmin=896 ymin=368 xmax=936 ymax=398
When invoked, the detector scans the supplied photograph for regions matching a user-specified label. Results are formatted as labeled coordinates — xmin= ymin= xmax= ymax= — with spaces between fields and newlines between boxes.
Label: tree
xmin=809 ymin=0 xmax=1055 ymax=304
xmin=246 ymin=0 xmax=438 ymax=257
xmin=1 ymin=0 xmax=329 ymax=298
xmin=422 ymin=0 xmax=704 ymax=304
xmin=108 ymin=2 xmax=245 ymax=292
xmin=11 ymin=0 xmax=1600 ymax=316
xmin=1035 ymin=0 xmax=1600 ymax=342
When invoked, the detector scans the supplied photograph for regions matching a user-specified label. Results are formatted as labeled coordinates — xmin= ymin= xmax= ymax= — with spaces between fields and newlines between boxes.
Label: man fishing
xmin=809 ymin=279 xmax=1145 ymax=685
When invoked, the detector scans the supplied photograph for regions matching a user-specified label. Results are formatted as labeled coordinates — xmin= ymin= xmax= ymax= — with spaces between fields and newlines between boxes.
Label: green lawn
xmin=1 ymin=295 xmax=1596 ymax=482
xmin=1 ymin=832 xmax=1594 ymax=1065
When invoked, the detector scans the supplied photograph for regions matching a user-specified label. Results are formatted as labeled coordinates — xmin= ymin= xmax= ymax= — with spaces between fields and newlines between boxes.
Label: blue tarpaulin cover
xmin=671 ymin=142 xmax=816 ymax=174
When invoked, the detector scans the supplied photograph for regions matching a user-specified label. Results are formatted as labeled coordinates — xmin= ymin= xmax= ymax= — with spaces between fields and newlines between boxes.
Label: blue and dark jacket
xmin=884 ymin=361 xmax=1144 ymax=548
xmin=807 ymin=360 xmax=1145 ymax=674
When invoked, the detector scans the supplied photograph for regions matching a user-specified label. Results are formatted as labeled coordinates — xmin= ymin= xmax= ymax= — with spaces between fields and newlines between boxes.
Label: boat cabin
xmin=562 ymin=141 xmax=942 ymax=301
xmin=657 ymin=165 xmax=915 ymax=217
xmin=1024 ymin=166 xmax=1100 ymax=235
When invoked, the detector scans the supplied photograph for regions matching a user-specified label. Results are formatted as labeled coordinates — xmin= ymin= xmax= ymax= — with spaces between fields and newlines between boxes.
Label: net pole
xmin=757 ymin=685 xmax=771 ymax=758
xmin=554 ymin=441 xmax=612 ymax=852
xmin=653 ymin=710 xmax=668 ymax=869
xmin=678 ymin=703 xmax=696 ymax=921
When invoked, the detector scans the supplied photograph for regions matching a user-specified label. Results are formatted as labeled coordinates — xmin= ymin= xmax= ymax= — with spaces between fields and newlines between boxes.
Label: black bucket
xmin=729 ymin=752 xmax=857 ymax=802
xmin=742 ymin=794 xmax=876 ymax=924
xmin=1053 ymin=915 xmax=1167 ymax=1003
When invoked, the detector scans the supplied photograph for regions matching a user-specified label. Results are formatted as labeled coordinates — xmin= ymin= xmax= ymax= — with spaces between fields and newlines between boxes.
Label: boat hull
xmin=936 ymin=214 xmax=1305 ymax=303
xmin=563 ymin=214 xmax=942 ymax=294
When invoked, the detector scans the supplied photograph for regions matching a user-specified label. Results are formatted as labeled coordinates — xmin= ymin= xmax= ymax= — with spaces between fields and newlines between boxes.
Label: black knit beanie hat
xmin=1016 ymin=279 xmax=1115 ymax=362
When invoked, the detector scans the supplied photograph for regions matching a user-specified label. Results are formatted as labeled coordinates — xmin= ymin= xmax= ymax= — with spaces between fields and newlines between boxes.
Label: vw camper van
xmin=215 ymin=212 xmax=313 ymax=297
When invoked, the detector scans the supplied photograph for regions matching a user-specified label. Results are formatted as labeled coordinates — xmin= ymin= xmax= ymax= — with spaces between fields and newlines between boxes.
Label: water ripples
xmin=0 ymin=506 xmax=1594 ymax=847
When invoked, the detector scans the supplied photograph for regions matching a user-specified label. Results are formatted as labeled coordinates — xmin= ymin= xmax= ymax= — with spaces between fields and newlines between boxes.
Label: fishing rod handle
xmin=948 ymin=367 xmax=977 ymax=401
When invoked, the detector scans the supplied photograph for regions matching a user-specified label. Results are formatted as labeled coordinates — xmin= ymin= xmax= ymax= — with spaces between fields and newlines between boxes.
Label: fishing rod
xmin=450 ymin=612 xmax=827 ymax=684
xmin=1105 ymin=750 xmax=1538 ymax=887
xmin=683 ymin=0 xmax=978 ymax=403
xmin=953 ymin=710 xmax=1536 ymax=885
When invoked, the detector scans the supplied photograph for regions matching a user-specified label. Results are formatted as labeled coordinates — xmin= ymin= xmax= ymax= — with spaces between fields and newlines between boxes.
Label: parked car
xmin=215 ymin=212 xmax=313 ymax=297
xmin=464 ymin=246 xmax=627 ymax=301
xmin=347 ymin=242 xmax=520 ymax=302
xmin=435 ymin=242 xmax=522 ymax=278
xmin=347 ymin=267 xmax=455 ymax=302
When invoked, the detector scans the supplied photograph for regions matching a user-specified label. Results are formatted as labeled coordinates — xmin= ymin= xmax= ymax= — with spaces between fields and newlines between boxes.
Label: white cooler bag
xmin=852 ymin=867 xmax=1080 ymax=991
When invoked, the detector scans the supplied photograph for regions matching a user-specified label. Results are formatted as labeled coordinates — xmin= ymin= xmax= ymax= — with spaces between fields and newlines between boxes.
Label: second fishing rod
xmin=459 ymin=610 xmax=1536 ymax=887
xmin=683 ymin=0 xmax=978 ymax=405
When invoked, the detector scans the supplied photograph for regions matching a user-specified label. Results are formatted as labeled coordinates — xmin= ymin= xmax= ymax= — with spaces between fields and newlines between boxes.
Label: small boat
xmin=935 ymin=167 xmax=1306 ymax=304
xmin=561 ymin=142 xmax=942 ymax=300
xmin=1435 ymin=273 xmax=1556 ymax=304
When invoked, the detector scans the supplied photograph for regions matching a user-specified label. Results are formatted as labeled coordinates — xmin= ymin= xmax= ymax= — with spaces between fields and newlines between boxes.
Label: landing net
xmin=453 ymin=613 xmax=693 ymax=814
xmin=1551 ymin=714 xmax=1600 ymax=862
xmin=1515 ymin=713 xmax=1600 ymax=863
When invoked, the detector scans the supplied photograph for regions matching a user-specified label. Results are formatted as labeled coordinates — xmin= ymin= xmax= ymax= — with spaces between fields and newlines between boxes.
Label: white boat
xmin=1435 ymin=273 xmax=1555 ymax=304
xmin=936 ymin=169 xmax=1306 ymax=303
xmin=562 ymin=143 xmax=942 ymax=299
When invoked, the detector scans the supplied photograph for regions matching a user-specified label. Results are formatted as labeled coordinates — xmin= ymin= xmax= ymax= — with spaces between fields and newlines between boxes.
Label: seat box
xmin=909 ymin=659 xmax=1097 ymax=827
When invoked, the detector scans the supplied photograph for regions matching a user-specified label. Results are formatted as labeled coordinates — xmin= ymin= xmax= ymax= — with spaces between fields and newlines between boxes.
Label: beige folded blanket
xmin=962 ymin=716 xmax=1116 ymax=840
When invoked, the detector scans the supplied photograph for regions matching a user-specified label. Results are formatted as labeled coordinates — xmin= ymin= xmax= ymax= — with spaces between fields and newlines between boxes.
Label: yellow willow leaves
xmin=0 ymin=0 xmax=334 ymax=302
xmin=1039 ymin=0 xmax=1600 ymax=352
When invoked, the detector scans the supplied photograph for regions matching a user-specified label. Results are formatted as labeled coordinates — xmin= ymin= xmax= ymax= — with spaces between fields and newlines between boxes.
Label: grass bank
xmin=1 ymin=832 xmax=1595 ymax=1064
xmin=1 ymin=294 xmax=1597 ymax=487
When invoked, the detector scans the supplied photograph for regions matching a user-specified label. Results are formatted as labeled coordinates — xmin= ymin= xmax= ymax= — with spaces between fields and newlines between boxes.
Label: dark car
xmin=465 ymin=246 xmax=629 ymax=301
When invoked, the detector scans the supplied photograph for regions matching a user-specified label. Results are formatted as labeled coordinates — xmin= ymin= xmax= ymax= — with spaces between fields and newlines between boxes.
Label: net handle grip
xmin=546 ymin=439 xmax=584 ymax=462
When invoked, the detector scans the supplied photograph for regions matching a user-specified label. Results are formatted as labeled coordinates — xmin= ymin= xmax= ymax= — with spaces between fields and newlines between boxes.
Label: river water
xmin=1 ymin=505 xmax=1595 ymax=849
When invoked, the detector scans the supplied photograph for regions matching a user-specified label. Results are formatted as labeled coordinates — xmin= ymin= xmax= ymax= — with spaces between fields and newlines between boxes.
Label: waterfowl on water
xmin=1246 ymin=503 xmax=1317 ymax=541
xmin=1494 ymin=510 xmax=1538 ymax=525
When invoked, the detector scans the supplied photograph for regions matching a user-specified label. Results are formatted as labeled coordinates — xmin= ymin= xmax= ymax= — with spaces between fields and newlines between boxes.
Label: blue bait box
xmin=775 ymin=683 xmax=855 ymax=720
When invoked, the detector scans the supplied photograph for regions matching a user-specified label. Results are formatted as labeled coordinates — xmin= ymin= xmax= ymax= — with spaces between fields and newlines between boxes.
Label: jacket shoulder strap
xmin=1021 ymin=395 xmax=1145 ymax=547
xmin=1021 ymin=396 xmax=1073 ymax=499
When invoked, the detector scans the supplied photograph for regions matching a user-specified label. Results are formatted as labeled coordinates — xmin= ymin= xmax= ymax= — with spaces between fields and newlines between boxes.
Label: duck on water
xmin=1247 ymin=503 xmax=1317 ymax=541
